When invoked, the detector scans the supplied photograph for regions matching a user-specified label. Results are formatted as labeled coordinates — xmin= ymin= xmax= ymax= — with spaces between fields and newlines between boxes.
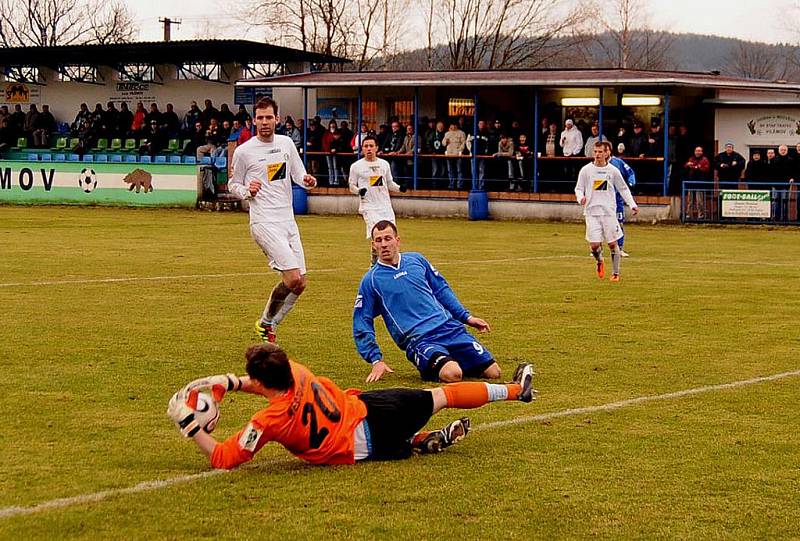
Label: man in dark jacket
xmin=713 ymin=142 xmax=746 ymax=181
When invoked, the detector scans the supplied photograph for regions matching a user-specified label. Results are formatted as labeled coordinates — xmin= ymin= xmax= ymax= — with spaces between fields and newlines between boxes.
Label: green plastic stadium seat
xmin=109 ymin=138 xmax=122 ymax=151
xmin=68 ymin=138 xmax=80 ymax=150
xmin=167 ymin=139 xmax=180 ymax=153
xmin=92 ymin=139 xmax=108 ymax=152
xmin=12 ymin=137 xmax=27 ymax=150
xmin=123 ymin=138 xmax=137 ymax=152
xmin=51 ymin=137 xmax=67 ymax=151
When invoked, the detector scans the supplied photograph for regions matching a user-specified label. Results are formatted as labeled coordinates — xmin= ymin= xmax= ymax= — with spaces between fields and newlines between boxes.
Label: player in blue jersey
xmin=353 ymin=220 xmax=502 ymax=383
xmin=605 ymin=142 xmax=636 ymax=257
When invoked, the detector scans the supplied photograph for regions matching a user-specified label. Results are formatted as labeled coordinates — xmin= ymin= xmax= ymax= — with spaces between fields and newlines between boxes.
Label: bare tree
xmin=591 ymin=0 xmax=674 ymax=70
xmin=416 ymin=0 xmax=588 ymax=70
xmin=242 ymin=0 xmax=403 ymax=70
xmin=726 ymin=41 xmax=791 ymax=80
xmin=88 ymin=0 xmax=137 ymax=44
xmin=0 ymin=0 xmax=137 ymax=47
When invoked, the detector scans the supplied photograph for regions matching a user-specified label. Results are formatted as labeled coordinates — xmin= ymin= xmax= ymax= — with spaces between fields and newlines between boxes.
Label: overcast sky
xmin=131 ymin=0 xmax=798 ymax=46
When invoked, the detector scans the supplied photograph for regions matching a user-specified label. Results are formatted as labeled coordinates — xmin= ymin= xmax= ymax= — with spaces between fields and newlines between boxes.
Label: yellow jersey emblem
xmin=267 ymin=162 xmax=287 ymax=182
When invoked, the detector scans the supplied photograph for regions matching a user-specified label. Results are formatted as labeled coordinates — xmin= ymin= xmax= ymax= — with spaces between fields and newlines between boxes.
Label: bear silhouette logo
xmin=123 ymin=168 xmax=154 ymax=193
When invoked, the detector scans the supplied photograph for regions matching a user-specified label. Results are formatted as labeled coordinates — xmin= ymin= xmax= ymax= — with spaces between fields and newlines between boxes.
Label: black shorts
xmin=358 ymin=388 xmax=434 ymax=460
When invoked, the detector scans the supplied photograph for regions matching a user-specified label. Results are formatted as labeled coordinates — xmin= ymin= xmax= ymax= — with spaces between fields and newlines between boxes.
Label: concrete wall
xmin=306 ymin=193 xmax=678 ymax=222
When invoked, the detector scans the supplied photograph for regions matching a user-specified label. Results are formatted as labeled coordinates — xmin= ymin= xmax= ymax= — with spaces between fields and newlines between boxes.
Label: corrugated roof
xmin=236 ymin=68 xmax=800 ymax=92
xmin=0 ymin=39 xmax=349 ymax=67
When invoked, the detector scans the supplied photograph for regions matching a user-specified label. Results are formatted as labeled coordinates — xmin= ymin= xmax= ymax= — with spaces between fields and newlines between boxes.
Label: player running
xmin=348 ymin=135 xmax=406 ymax=263
xmin=574 ymin=141 xmax=639 ymax=282
xmin=353 ymin=220 xmax=503 ymax=383
xmin=603 ymin=142 xmax=637 ymax=257
xmin=167 ymin=343 xmax=536 ymax=469
xmin=228 ymin=98 xmax=317 ymax=344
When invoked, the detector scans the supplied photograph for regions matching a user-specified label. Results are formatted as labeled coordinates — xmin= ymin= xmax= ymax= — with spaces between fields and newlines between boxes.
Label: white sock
xmin=272 ymin=292 xmax=299 ymax=325
xmin=485 ymin=383 xmax=509 ymax=402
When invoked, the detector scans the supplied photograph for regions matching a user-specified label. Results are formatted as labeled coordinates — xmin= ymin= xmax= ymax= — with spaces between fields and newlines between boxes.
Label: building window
xmin=118 ymin=64 xmax=156 ymax=82
xmin=389 ymin=99 xmax=413 ymax=124
xmin=177 ymin=63 xmax=223 ymax=81
xmin=448 ymin=98 xmax=474 ymax=117
xmin=58 ymin=65 xmax=98 ymax=83
xmin=361 ymin=99 xmax=378 ymax=129
xmin=4 ymin=66 xmax=40 ymax=83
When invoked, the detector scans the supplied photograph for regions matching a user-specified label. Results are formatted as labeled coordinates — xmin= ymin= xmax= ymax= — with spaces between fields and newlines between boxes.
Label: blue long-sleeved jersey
xmin=610 ymin=156 xmax=636 ymax=213
xmin=353 ymin=252 xmax=470 ymax=363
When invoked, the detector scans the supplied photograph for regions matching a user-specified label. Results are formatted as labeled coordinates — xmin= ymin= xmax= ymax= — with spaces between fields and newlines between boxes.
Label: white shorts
xmin=363 ymin=209 xmax=396 ymax=239
xmin=585 ymin=214 xmax=622 ymax=244
xmin=250 ymin=220 xmax=307 ymax=273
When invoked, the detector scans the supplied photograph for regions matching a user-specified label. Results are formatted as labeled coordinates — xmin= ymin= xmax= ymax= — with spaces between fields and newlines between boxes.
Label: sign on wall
xmin=0 ymin=161 xmax=198 ymax=207
xmin=721 ymin=190 xmax=771 ymax=218
xmin=316 ymin=98 xmax=351 ymax=123
xmin=745 ymin=114 xmax=800 ymax=138
xmin=1 ymin=83 xmax=41 ymax=105
xmin=109 ymin=82 xmax=157 ymax=103
xmin=234 ymin=86 xmax=272 ymax=105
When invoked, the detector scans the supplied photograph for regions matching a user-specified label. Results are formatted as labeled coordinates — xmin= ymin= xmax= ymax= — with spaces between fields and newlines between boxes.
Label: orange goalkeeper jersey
xmin=210 ymin=361 xmax=368 ymax=469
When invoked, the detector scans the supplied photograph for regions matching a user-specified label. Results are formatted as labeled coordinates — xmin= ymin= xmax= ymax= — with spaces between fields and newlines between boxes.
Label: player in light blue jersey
xmin=606 ymin=142 xmax=636 ymax=257
xmin=353 ymin=221 xmax=503 ymax=383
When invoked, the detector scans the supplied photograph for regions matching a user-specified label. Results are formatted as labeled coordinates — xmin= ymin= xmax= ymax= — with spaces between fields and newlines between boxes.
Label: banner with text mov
xmin=721 ymin=190 xmax=771 ymax=218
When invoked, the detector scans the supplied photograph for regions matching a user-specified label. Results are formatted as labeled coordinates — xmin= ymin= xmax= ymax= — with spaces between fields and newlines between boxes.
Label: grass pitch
xmin=1 ymin=206 xmax=799 ymax=540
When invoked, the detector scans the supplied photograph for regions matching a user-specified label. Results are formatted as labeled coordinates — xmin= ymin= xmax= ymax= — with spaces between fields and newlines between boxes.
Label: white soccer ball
xmin=79 ymin=168 xmax=97 ymax=193
xmin=194 ymin=392 xmax=220 ymax=434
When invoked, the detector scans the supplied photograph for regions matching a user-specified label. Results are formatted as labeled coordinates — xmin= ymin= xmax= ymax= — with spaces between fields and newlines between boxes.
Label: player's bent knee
xmin=283 ymin=273 xmax=306 ymax=294
xmin=482 ymin=363 xmax=502 ymax=379
xmin=438 ymin=361 xmax=463 ymax=383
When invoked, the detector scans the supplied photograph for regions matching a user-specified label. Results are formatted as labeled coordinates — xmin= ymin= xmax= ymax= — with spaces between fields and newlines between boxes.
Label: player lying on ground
xmin=353 ymin=220 xmax=502 ymax=384
xmin=167 ymin=343 xmax=536 ymax=469
xmin=574 ymin=141 xmax=639 ymax=282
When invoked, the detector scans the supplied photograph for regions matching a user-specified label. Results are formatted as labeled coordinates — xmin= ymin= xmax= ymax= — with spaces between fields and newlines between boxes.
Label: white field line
xmin=2 ymin=254 xmax=796 ymax=289
xmin=1 ymin=368 xmax=798 ymax=520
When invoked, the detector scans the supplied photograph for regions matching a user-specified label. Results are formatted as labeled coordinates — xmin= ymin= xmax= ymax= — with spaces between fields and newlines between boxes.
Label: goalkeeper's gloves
xmin=167 ymin=389 xmax=201 ymax=438
xmin=182 ymin=373 xmax=242 ymax=402
xmin=358 ymin=187 xmax=367 ymax=198
xmin=399 ymin=183 xmax=408 ymax=193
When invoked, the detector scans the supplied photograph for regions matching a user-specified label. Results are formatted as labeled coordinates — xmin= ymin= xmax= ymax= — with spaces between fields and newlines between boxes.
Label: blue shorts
xmin=405 ymin=323 xmax=495 ymax=381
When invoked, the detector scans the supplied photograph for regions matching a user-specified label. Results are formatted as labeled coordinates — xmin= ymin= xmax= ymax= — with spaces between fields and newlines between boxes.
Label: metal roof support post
xmin=472 ymin=89 xmax=478 ymax=191
xmin=413 ymin=86 xmax=419 ymax=190
xmin=302 ymin=87 xmax=308 ymax=169
xmin=533 ymin=88 xmax=539 ymax=193
xmin=663 ymin=90 xmax=670 ymax=196
xmin=357 ymin=87 xmax=363 ymax=159
xmin=598 ymin=86 xmax=604 ymax=140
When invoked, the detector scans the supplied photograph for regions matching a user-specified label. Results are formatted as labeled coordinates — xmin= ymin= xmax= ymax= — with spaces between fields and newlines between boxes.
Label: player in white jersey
xmin=228 ymin=97 xmax=317 ymax=343
xmin=574 ymin=141 xmax=639 ymax=282
xmin=348 ymin=135 xmax=406 ymax=263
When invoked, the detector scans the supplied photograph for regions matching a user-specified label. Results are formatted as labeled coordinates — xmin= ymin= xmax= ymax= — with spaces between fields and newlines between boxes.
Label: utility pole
xmin=158 ymin=17 xmax=181 ymax=42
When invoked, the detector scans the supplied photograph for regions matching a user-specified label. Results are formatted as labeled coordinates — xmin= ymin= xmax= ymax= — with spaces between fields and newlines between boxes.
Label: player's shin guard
xmin=263 ymin=282 xmax=292 ymax=324
xmin=611 ymin=245 xmax=621 ymax=275
xmin=443 ymin=382 xmax=520 ymax=409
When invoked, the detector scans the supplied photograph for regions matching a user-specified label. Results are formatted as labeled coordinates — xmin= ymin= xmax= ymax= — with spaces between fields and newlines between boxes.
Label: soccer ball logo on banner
xmin=79 ymin=168 xmax=97 ymax=193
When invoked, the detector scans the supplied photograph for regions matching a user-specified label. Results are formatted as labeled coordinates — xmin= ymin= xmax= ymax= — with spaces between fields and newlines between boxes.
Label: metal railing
xmin=682 ymin=180 xmax=800 ymax=225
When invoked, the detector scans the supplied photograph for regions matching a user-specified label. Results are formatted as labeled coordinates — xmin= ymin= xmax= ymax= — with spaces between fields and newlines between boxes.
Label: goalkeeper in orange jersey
xmin=167 ymin=343 xmax=536 ymax=468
